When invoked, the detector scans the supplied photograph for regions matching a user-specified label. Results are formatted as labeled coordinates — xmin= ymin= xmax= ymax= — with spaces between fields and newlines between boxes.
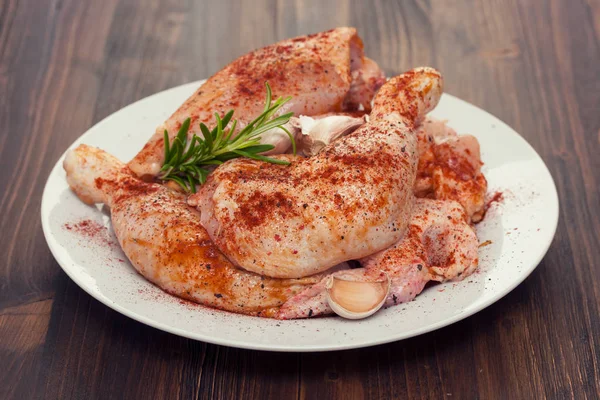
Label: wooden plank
xmin=0 ymin=0 xmax=598 ymax=398
xmin=0 ymin=0 xmax=118 ymax=311
xmin=0 ymin=299 xmax=53 ymax=399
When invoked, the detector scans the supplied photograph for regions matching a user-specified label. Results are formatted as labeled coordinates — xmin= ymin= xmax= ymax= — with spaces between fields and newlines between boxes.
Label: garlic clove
xmin=259 ymin=121 xmax=297 ymax=155
xmin=293 ymin=114 xmax=365 ymax=156
xmin=325 ymin=273 xmax=391 ymax=319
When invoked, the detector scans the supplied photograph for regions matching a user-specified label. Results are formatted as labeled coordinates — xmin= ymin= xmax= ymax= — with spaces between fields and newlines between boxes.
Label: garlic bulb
xmin=325 ymin=273 xmax=391 ymax=319
xmin=291 ymin=114 xmax=365 ymax=156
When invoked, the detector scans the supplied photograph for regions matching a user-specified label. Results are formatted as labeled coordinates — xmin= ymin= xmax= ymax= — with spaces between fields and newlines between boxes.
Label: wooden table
xmin=1 ymin=0 xmax=599 ymax=398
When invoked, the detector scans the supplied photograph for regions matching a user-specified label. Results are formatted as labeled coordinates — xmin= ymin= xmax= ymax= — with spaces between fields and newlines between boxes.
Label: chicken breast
xmin=63 ymin=144 xmax=331 ymax=317
xmin=189 ymin=67 xmax=444 ymax=279
xmin=128 ymin=27 xmax=385 ymax=178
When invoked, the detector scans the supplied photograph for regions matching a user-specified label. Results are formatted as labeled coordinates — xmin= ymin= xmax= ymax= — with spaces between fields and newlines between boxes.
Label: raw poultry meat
xmin=63 ymin=26 xmax=486 ymax=320
xmin=415 ymin=118 xmax=487 ymax=222
xmin=289 ymin=115 xmax=487 ymax=222
xmin=63 ymin=145 xmax=335 ymax=317
xmin=62 ymin=147 xmax=478 ymax=320
xmin=128 ymin=27 xmax=385 ymax=179
xmin=277 ymin=198 xmax=478 ymax=319
xmin=188 ymin=67 xmax=443 ymax=279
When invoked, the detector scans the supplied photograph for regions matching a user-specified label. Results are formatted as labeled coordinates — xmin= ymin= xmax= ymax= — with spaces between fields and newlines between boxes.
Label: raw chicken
xmin=277 ymin=198 xmax=478 ymax=319
xmin=63 ymin=144 xmax=333 ymax=317
xmin=128 ymin=27 xmax=385 ymax=178
xmin=290 ymin=115 xmax=487 ymax=222
xmin=343 ymin=57 xmax=386 ymax=110
xmin=189 ymin=67 xmax=443 ymax=279
xmin=415 ymin=118 xmax=487 ymax=222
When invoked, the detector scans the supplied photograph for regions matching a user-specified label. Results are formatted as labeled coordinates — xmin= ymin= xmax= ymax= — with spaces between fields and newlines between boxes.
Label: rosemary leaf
xmin=200 ymin=123 xmax=212 ymax=149
xmin=239 ymin=144 xmax=276 ymax=153
xmin=232 ymin=150 xmax=290 ymax=165
xmin=163 ymin=130 xmax=170 ymax=162
xmin=159 ymin=82 xmax=295 ymax=193
xmin=176 ymin=118 xmax=191 ymax=144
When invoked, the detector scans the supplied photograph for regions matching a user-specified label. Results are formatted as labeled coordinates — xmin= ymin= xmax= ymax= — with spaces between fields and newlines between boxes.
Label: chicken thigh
xmin=128 ymin=27 xmax=385 ymax=178
xmin=189 ymin=67 xmax=443 ymax=279
xmin=415 ymin=118 xmax=487 ymax=222
xmin=63 ymin=145 xmax=332 ymax=317
xmin=278 ymin=198 xmax=478 ymax=319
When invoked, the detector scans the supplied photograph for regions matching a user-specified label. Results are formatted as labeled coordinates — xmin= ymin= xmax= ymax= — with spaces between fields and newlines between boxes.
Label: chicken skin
xmin=286 ymin=115 xmax=487 ymax=222
xmin=415 ymin=118 xmax=487 ymax=222
xmin=278 ymin=199 xmax=478 ymax=319
xmin=61 ymin=24 xmax=486 ymax=320
xmin=189 ymin=67 xmax=443 ymax=279
xmin=63 ymin=145 xmax=330 ymax=317
xmin=128 ymin=27 xmax=385 ymax=178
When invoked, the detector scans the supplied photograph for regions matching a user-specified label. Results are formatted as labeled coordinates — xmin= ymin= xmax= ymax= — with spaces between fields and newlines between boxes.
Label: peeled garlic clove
xmin=325 ymin=274 xmax=391 ymax=320
xmin=293 ymin=114 xmax=365 ymax=156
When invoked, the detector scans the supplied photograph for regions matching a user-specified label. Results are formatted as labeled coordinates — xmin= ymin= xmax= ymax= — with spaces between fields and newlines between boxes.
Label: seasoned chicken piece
xmin=189 ymin=67 xmax=443 ymax=279
xmin=278 ymin=199 xmax=478 ymax=319
xmin=63 ymin=145 xmax=331 ymax=317
xmin=343 ymin=56 xmax=386 ymax=110
xmin=128 ymin=27 xmax=385 ymax=178
xmin=291 ymin=115 xmax=487 ymax=222
xmin=415 ymin=118 xmax=487 ymax=222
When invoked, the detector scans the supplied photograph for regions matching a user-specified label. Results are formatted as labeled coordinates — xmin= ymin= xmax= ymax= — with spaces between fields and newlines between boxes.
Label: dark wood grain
xmin=1 ymin=0 xmax=599 ymax=398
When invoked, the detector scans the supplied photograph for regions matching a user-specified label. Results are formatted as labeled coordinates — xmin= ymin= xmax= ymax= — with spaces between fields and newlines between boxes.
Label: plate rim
xmin=41 ymin=80 xmax=560 ymax=352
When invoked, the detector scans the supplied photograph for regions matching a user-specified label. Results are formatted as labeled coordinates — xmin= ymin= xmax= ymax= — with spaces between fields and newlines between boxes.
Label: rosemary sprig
xmin=158 ymin=82 xmax=295 ymax=193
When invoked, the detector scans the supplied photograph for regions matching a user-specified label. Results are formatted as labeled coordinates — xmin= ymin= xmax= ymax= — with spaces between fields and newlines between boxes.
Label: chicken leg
xmin=63 ymin=145 xmax=330 ymax=317
xmin=189 ymin=67 xmax=443 ymax=279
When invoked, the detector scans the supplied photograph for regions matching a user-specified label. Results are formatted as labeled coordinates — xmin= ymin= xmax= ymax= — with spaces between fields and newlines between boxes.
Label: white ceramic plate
xmin=41 ymin=80 xmax=559 ymax=352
